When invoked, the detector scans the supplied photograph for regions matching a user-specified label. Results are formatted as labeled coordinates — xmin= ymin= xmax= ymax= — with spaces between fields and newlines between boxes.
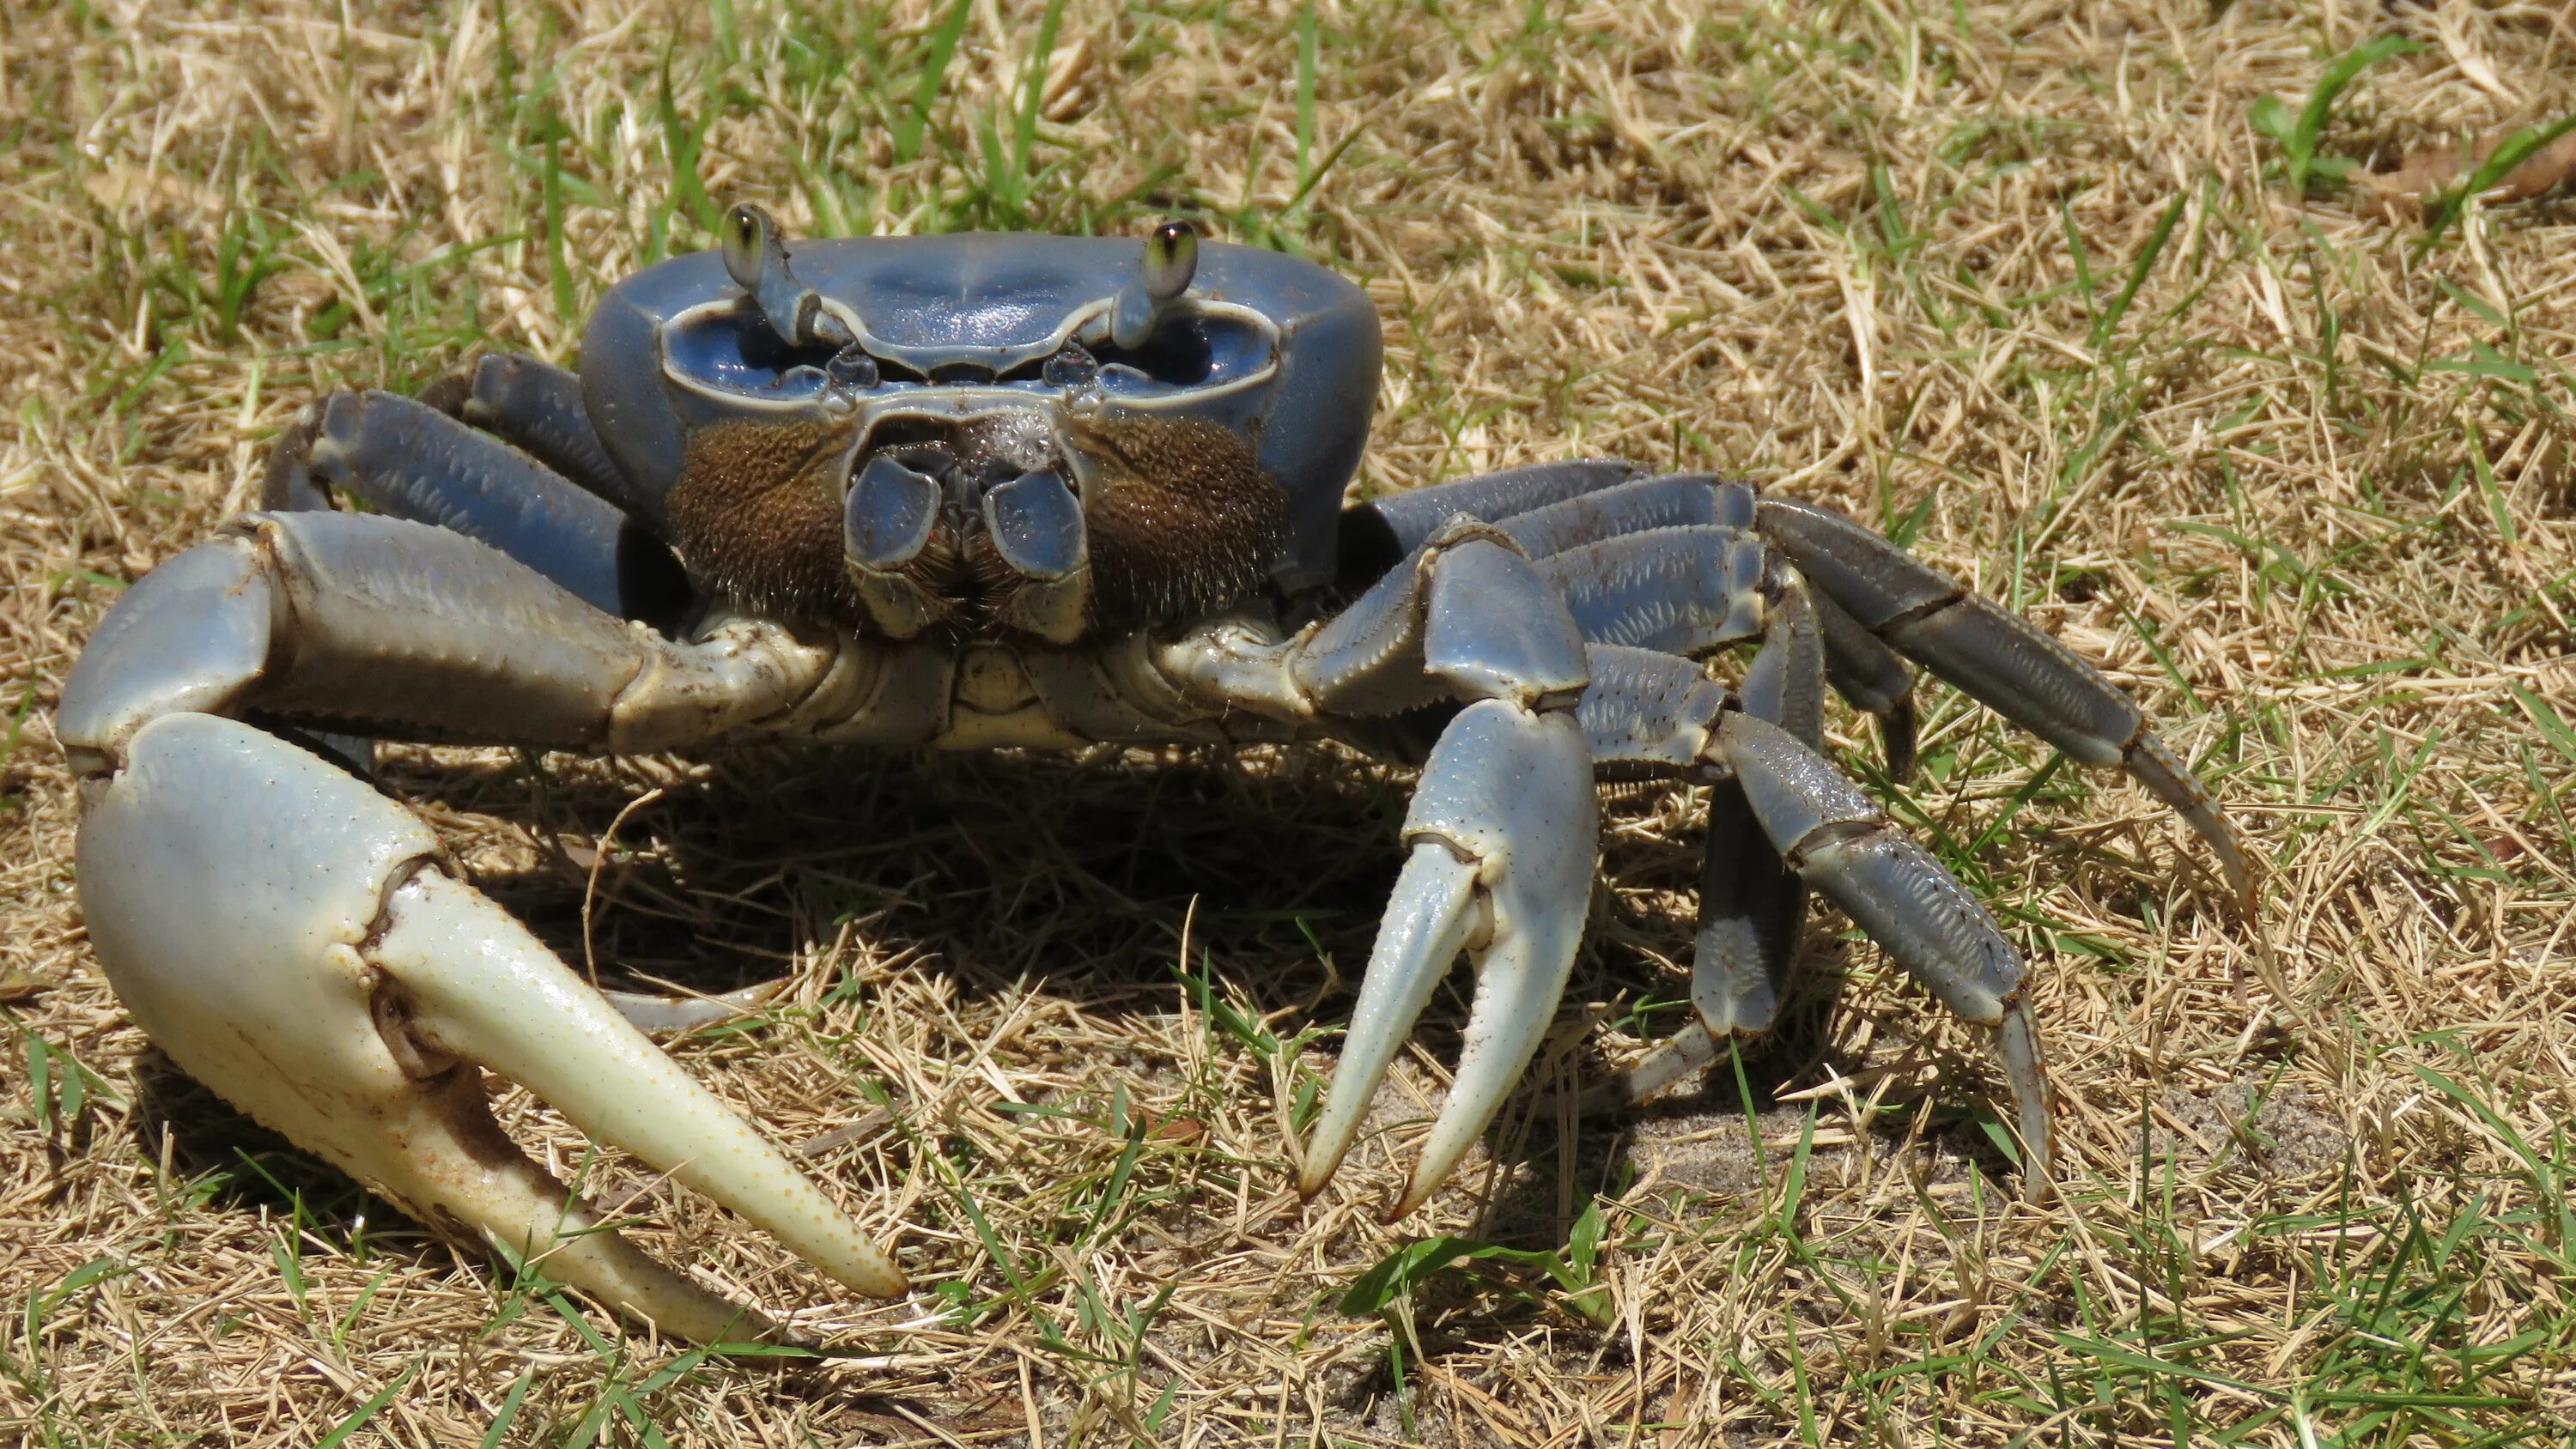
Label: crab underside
xmin=55 ymin=209 xmax=2248 ymax=1343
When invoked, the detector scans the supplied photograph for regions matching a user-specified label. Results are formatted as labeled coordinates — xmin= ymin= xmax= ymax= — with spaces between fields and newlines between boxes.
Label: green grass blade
xmin=895 ymin=0 xmax=975 ymax=165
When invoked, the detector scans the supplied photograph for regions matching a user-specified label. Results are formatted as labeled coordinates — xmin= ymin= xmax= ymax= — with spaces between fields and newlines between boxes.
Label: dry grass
xmin=4 ymin=0 xmax=2575 ymax=1443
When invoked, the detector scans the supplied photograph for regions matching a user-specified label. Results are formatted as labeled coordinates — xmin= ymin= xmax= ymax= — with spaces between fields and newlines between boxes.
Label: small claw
xmin=1296 ymin=843 xmax=1479 ymax=1196
xmin=1300 ymin=700 xmax=1596 ymax=1212
xmin=79 ymin=714 xmax=902 ymax=1341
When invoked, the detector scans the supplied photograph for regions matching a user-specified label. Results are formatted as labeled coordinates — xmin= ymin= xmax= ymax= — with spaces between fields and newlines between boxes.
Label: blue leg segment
xmin=1692 ymin=583 xmax=1822 ymax=1041
xmin=422 ymin=354 xmax=654 ymax=520
xmin=1536 ymin=525 xmax=1771 ymax=657
xmin=264 ymin=389 xmax=690 ymax=624
xmin=1345 ymin=468 xmax=1916 ymax=773
xmin=1493 ymin=475 xmax=1750 ymax=559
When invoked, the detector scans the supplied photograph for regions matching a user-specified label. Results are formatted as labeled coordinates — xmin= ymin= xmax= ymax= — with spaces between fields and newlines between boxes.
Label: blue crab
xmin=58 ymin=208 xmax=2249 ymax=1341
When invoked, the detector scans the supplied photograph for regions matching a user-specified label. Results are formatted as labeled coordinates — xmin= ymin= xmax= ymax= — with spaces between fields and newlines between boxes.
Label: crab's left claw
xmin=78 ymin=713 xmax=906 ymax=1340
xmin=1274 ymin=529 xmax=1604 ymax=1213
xmin=1296 ymin=700 xmax=1598 ymax=1214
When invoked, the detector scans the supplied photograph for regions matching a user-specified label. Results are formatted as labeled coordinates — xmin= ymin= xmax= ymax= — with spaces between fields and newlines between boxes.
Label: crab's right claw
xmin=1297 ymin=699 xmax=1598 ymax=1216
xmin=78 ymin=713 xmax=904 ymax=1342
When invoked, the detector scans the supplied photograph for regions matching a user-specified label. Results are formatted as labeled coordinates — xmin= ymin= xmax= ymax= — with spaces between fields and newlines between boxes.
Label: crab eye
xmin=1110 ymin=217 xmax=1200 ymax=351
xmin=1144 ymin=220 xmax=1197 ymax=302
xmin=721 ymin=203 xmax=773 ymax=292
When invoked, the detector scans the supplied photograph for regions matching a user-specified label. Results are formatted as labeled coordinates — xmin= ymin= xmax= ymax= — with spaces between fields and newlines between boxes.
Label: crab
xmin=57 ymin=206 xmax=2250 ymax=1342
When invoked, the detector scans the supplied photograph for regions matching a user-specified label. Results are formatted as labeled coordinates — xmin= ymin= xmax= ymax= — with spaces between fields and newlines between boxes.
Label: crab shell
xmin=581 ymin=234 xmax=1382 ymax=597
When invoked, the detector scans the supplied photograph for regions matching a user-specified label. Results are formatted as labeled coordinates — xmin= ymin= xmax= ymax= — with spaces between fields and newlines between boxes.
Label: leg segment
xmin=1346 ymin=472 xmax=1915 ymax=767
xmin=59 ymin=511 xmax=827 ymax=767
xmin=1571 ymin=641 xmax=2050 ymax=1181
xmin=1340 ymin=459 xmax=1645 ymax=566
xmin=265 ymin=388 xmax=689 ymax=622
xmin=1585 ymin=584 xmax=1826 ymax=1104
xmin=1812 ymin=591 xmax=1920 ymax=782
xmin=418 ymin=353 xmax=647 ymax=518
xmin=1759 ymin=498 xmax=2249 ymax=900
xmin=1686 ymin=581 xmax=1821 ymax=1037
xmin=1718 ymin=709 xmax=2053 ymax=1196
xmin=1535 ymin=527 xmax=1772 ymax=657
xmin=1490 ymin=474 xmax=1747 ymax=560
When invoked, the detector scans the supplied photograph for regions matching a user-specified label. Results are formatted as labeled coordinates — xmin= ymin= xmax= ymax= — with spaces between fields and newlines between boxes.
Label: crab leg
xmin=1716 ymin=709 xmax=2054 ymax=1193
xmin=1536 ymin=527 xmax=1773 ymax=658
xmin=1681 ymin=577 xmax=1823 ymax=1034
xmin=1344 ymin=458 xmax=1644 ymax=561
xmin=413 ymin=353 xmax=654 ymax=519
xmin=1581 ymin=577 xmax=1826 ymax=1102
xmin=1758 ymin=499 xmax=2250 ymax=900
xmin=1296 ymin=526 xmax=1599 ymax=1211
xmin=1350 ymin=469 xmax=1923 ymax=773
xmin=59 ymin=512 xmax=901 ymax=1337
xmin=1489 ymin=474 xmax=1742 ymax=559
xmin=266 ymin=387 xmax=686 ymax=622
xmin=1571 ymin=645 xmax=2052 ymax=1182
xmin=1809 ymin=590 xmax=1921 ymax=782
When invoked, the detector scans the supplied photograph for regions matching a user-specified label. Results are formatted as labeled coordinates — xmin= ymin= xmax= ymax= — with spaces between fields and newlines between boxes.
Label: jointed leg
xmin=1346 ymin=471 xmax=1925 ymax=768
xmin=417 ymin=353 xmax=647 ymax=517
xmin=1759 ymin=498 xmax=2249 ymax=900
xmin=1573 ymin=641 xmax=2054 ymax=1194
xmin=1587 ymin=580 xmax=1827 ymax=1103
xmin=265 ymin=384 xmax=689 ymax=623
xmin=1720 ymin=708 xmax=2053 ymax=1195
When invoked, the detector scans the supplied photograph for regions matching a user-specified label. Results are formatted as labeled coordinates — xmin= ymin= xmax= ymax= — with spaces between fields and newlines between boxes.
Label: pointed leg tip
xmin=847 ymin=1260 xmax=910 ymax=1300
xmin=2219 ymin=852 xmax=2258 ymax=913
xmin=1294 ymin=1149 xmax=1344 ymax=1201
xmin=1386 ymin=1178 xmax=1437 ymax=1222
xmin=1871 ymin=695 xmax=1918 ymax=782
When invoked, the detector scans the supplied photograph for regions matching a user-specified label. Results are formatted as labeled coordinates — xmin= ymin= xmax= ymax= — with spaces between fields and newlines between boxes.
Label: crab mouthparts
xmin=841 ymin=417 xmax=1092 ymax=644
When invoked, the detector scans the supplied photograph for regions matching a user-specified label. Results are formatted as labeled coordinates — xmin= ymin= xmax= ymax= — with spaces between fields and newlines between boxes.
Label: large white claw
xmin=78 ymin=713 xmax=904 ymax=1341
xmin=1297 ymin=699 xmax=1596 ymax=1214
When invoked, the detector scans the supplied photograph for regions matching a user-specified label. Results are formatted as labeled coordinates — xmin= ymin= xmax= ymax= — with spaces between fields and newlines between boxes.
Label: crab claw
xmin=77 ymin=712 xmax=904 ymax=1341
xmin=1297 ymin=699 xmax=1597 ymax=1215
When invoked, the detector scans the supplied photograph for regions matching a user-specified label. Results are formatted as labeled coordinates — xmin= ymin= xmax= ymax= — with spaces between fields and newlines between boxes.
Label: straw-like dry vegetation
xmin=3 ymin=0 xmax=2573 ymax=1443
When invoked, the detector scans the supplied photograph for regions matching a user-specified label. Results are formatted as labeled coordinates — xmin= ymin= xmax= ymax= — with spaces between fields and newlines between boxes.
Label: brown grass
xmin=3 ymin=0 xmax=2574 ymax=1444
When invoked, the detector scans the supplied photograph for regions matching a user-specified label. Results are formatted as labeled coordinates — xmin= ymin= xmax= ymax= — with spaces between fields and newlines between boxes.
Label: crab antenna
xmin=720 ymin=202 xmax=856 ymax=351
xmin=1109 ymin=219 xmax=1198 ymax=350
